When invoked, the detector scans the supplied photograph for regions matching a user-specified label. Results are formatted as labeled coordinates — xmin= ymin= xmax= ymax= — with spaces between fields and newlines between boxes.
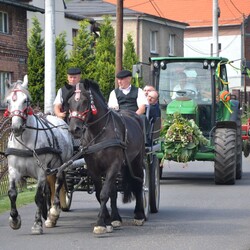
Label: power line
xmin=230 ymin=0 xmax=243 ymax=15
xmin=148 ymin=0 xmax=164 ymax=18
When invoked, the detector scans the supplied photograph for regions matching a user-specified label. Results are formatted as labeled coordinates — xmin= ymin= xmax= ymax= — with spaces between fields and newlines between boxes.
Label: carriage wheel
xmin=143 ymin=157 xmax=150 ymax=220
xmin=61 ymin=191 xmax=73 ymax=212
xmin=61 ymin=175 xmax=73 ymax=212
xmin=149 ymin=155 xmax=160 ymax=213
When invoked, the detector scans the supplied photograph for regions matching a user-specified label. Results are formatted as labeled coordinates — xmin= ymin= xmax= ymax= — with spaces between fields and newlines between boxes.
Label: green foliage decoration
xmin=161 ymin=113 xmax=209 ymax=163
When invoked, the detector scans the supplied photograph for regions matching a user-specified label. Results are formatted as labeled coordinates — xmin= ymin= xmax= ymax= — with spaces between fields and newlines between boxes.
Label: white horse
xmin=4 ymin=76 xmax=74 ymax=234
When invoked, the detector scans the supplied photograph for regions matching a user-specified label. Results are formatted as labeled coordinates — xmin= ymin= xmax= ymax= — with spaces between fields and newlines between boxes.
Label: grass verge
xmin=0 ymin=188 xmax=36 ymax=214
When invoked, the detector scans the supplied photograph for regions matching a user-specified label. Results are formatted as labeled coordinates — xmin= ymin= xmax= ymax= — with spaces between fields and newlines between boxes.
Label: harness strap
xmin=49 ymin=139 xmax=127 ymax=177
xmin=82 ymin=139 xmax=126 ymax=155
xmin=5 ymin=147 xmax=62 ymax=157
xmin=38 ymin=115 xmax=61 ymax=150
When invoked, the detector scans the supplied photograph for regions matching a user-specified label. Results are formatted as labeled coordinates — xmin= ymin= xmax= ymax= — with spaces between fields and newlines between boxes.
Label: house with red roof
xmin=105 ymin=0 xmax=250 ymax=89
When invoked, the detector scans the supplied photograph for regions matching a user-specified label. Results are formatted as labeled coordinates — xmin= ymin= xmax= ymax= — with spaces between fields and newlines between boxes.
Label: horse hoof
xmin=106 ymin=225 xmax=113 ymax=233
xmin=31 ymin=224 xmax=43 ymax=235
xmin=111 ymin=220 xmax=122 ymax=228
xmin=46 ymin=207 xmax=60 ymax=227
xmin=93 ymin=226 xmax=107 ymax=234
xmin=44 ymin=218 xmax=56 ymax=228
xmin=9 ymin=215 xmax=21 ymax=230
xmin=49 ymin=206 xmax=60 ymax=220
xmin=133 ymin=218 xmax=145 ymax=226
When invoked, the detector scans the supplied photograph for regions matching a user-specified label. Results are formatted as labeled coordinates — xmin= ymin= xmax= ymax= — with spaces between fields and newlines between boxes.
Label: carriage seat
xmin=140 ymin=114 xmax=161 ymax=147
xmin=146 ymin=117 xmax=161 ymax=147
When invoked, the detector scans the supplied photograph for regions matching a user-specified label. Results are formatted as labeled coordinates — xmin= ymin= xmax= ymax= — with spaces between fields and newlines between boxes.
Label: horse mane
xmin=4 ymin=81 xmax=32 ymax=102
xmin=81 ymin=79 xmax=107 ymax=104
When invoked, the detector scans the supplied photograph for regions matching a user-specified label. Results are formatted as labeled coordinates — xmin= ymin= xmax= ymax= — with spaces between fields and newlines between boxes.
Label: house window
xmin=150 ymin=31 xmax=158 ymax=54
xmin=0 ymin=72 xmax=11 ymax=107
xmin=169 ymin=34 xmax=175 ymax=56
xmin=0 ymin=12 xmax=8 ymax=34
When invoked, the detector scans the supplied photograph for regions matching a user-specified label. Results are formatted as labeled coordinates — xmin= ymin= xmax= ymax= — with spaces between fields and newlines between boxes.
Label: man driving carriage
xmin=108 ymin=70 xmax=148 ymax=115
xmin=53 ymin=67 xmax=82 ymax=122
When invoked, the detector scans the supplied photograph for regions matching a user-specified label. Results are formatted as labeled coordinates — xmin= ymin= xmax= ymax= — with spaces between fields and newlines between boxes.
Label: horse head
xmin=68 ymin=80 xmax=107 ymax=138
xmin=4 ymin=75 xmax=33 ymax=137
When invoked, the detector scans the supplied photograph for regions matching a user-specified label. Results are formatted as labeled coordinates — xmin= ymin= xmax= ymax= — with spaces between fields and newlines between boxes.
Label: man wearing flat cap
xmin=108 ymin=70 xmax=148 ymax=115
xmin=53 ymin=67 xmax=81 ymax=121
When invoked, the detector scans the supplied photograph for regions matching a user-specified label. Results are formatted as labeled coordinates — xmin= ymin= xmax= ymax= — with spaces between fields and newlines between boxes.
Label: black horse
xmin=67 ymin=79 xmax=146 ymax=234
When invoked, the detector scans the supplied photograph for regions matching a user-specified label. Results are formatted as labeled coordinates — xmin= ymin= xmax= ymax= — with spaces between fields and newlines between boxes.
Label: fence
xmin=0 ymin=111 xmax=11 ymax=196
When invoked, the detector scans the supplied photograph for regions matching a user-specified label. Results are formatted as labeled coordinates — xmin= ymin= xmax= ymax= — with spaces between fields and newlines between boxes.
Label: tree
xmin=27 ymin=16 xmax=45 ymax=108
xmin=55 ymin=32 xmax=69 ymax=90
xmin=69 ymin=20 xmax=96 ymax=80
xmin=123 ymin=33 xmax=143 ymax=87
xmin=123 ymin=33 xmax=138 ymax=71
xmin=93 ymin=16 xmax=116 ymax=100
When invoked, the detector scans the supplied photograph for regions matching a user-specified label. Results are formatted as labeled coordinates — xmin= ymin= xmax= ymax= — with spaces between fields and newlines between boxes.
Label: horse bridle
xmin=68 ymin=85 xmax=97 ymax=122
xmin=4 ymin=88 xmax=33 ymax=120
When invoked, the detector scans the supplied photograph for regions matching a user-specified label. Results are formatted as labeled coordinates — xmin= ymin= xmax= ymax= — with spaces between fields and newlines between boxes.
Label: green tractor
xmin=149 ymin=56 xmax=242 ymax=185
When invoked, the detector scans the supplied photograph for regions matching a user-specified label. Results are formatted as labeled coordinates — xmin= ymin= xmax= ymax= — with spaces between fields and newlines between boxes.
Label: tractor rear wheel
xmin=214 ymin=128 xmax=236 ymax=185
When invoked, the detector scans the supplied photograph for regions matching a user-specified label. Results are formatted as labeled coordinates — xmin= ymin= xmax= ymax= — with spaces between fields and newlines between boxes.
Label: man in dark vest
xmin=108 ymin=70 xmax=148 ymax=115
xmin=53 ymin=67 xmax=81 ymax=122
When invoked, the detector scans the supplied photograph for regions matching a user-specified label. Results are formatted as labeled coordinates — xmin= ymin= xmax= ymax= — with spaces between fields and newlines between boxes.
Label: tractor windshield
xmin=158 ymin=61 xmax=212 ymax=106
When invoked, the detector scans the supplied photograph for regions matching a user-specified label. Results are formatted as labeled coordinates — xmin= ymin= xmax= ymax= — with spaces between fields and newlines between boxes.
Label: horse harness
xmin=61 ymin=86 xmax=142 ymax=182
xmin=5 ymin=113 xmax=64 ymax=172
xmin=55 ymin=108 xmax=138 ymax=180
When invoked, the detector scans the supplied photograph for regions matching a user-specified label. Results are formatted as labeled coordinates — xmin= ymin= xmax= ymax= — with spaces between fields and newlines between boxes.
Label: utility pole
xmin=212 ymin=0 xmax=219 ymax=56
xmin=44 ymin=0 xmax=56 ymax=113
xmin=115 ymin=0 xmax=123 ymax=88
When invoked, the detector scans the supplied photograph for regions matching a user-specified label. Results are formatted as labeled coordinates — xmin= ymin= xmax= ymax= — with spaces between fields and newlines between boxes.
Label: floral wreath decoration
xmin=161 ymin=113 xmax=209 ymax=163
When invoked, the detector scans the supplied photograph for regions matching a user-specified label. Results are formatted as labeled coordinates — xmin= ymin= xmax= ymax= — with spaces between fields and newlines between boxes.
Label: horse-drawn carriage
xmin=2 ymin=77 xmax=161 ymax=235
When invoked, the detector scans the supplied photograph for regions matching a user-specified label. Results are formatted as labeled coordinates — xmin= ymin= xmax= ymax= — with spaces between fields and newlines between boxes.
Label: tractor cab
xmin=150 ymin=57 xmax=230 ymax=138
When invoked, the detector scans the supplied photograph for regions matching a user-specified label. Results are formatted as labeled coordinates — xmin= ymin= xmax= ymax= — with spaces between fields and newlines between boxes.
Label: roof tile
xmin=104 ymin=0 xmax=250 ymax=27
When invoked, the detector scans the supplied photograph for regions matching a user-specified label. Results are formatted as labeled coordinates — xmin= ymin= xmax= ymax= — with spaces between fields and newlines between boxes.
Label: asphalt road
xmin=1 ymin=156 xmax=250 ymax=250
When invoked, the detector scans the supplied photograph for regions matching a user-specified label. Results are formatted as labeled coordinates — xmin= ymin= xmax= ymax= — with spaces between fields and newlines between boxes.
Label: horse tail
xmin=121 ymin=163 xmax=133 ymax=203
xmin=122 ymin=146 xmax=145 ymax=204
xmin=43 ymin=181 xmax=50 ymax=220
xmin=47 ymin=175 xmax=55 ymax=206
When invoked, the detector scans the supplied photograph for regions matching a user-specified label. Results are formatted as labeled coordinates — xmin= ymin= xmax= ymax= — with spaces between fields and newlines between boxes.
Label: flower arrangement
xmin=161 ymin=113 xmax=209 ymax=163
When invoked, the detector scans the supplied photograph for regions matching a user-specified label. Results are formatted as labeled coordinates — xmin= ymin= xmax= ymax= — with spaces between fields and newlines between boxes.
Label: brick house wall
xmin=0 ymin=4 xmax=28 ymax=81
